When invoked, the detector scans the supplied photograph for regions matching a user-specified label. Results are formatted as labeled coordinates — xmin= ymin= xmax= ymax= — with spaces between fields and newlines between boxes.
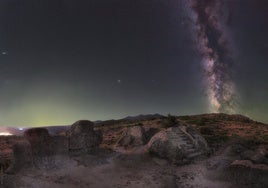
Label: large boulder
xmin=24 ymin=128 xmax=50 ymax=142
xmin=24 ymin=128 xmax=70 ymax=157
xmin=6 ymin=140 xmax=33 ymax=174
xmin=241 ymin=145 xmax=267 ymax=164
xmin=117 ymin=126 xmax=146 ymax=148
xmin=69 ymin=120 xmax=102 ymax=152
xmin=24 ymin=128 xmax=52 ymax=156
xmin=224 ymin=160 xmax=268 ymax=187
xmin=147 ymin=125 xmax=210 ymax=164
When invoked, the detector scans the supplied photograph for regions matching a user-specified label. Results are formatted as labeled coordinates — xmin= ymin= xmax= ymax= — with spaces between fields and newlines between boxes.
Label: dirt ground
xmin=2 ymin=145 xmax=267 ymax=188
xmin=1 ymin=114 xmax=268 ymax=188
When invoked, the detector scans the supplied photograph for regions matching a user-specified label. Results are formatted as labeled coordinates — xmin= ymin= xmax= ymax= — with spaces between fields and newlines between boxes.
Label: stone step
xmin=172 ymin=133 xmax=186 ymax=137
xmin=170 ymin=140 xmax=182 ymax=144
xmin=187 ymin=151 xmax=203 ymax=159
xmin=173 ymin=135 xmax=185 ymax=138
xmin=170 ymin=131 xmax=183 ymax=134
xmin=185 ymin=147 xmax=195 ymax=152
xmin=169 ymin=139 xmax=183 ymax=142
xmin=169 ymin=139 xmax=193 ymax=145
xmin=181 ymin=144 xmax=194 ymax=148
xmin=168 ymin=134 xmax=188 ymax=138
xmin=170 ymin=138 xmax=184 ymax=141
xmin=185 ymin=149 xmax=196 ymax=154
xmin=172 ymin=133 xmax=184 ymax=136
xmin=185 ymin=141 xmax=194 ymax=145
xmin=182 ymin=145 xmax=194 ymax=149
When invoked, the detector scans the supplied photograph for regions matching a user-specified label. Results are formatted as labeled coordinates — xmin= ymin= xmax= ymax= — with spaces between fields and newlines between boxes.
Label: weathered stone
xmin=24 ymin=128 xmax=52 ymax=156
xmin=147 ymin=125 xmax=210 ymax=164
xmin=69 ymin=120 xmax=102 ymax=152
xmin=6 ymin=140 xmax=32 ymax=174
xmin=117 ymin=126 xmax=146 ymax=148
xmin=241 ymin=146 xmax=267 ymax=164
xmin=70 ymin=120 xmax=94 ymax=134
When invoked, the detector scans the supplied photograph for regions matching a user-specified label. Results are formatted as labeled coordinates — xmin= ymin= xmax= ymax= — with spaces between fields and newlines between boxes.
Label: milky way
xmin=184 ymin=0 xmax=236 ymax=113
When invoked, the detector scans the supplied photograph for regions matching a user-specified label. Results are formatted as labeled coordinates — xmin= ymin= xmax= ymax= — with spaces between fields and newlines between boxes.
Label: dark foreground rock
xmin=7 ymin=121 xmax=103 ymax=173
xmin=6 ymin=140 xmax=32 ymax=174
xmin=69 ymin=120 xmax=102 ymax=152
xmin=24 ymin=128 xmax=52 ymax=156
xmin=147 ymin=125 xmax=210 ymax=164
xmin=221 ymin=160 xmax=268 ymax=188
xmin=240 ymin=145 xmax=267 ymax=164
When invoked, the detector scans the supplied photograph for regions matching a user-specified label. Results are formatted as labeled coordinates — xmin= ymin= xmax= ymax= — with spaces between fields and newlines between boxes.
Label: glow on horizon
xmin=0 ymin=132 xmax=13 ymax=136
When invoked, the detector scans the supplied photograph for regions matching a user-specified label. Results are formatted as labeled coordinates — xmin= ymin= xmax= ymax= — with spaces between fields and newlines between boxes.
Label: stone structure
xmin=6 ymin=140 xmax=32 ymax=174
xmin=69 ymin=120 xmax=102 ymax=152
xmin=117 ymin=126 xmax=146 ymax=148
xmin=24 ymin=128 xmax=52 ymax=156
xmin=147 ymin=125 xmax=210 ymax=164
xmin=8 ymin=120 xmax=102 ymax=173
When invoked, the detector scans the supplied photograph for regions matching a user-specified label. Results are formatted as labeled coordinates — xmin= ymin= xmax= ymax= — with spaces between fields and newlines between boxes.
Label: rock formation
xmin=24 ymin=128 xmax=52 ymax=156
xmin=6 ymin=140 xmax=32 ymax=174
xmin=147 ymin=125 xmax=210 ymax=164
xmin=240 ymin=145 xmax=267 ymax=164
xmin=117 ymin=126 xmax=146 ymax=148
xmin=7 ymin=120 xmax=102 ymax=173
xmin=69 ymin=120 xmax=102 ymax=152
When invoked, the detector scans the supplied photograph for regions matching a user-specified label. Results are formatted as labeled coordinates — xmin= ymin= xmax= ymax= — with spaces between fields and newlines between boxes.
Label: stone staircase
xmin=167 ymin=127 xmax=203 ymax=159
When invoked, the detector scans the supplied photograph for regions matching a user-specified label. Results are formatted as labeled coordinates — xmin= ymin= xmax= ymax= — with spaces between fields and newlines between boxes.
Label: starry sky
xmin=0 ymin=0 xmax=267 ymax=126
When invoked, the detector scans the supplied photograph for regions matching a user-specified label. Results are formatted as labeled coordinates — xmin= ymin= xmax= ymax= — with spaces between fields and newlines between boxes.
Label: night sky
xmin=0 ymin=0 xmax=267 ymax=126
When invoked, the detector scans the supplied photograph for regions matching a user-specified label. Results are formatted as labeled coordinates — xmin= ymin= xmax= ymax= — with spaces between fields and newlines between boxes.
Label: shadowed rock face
xmin=24 ymin=128 xmax=52 ymax=156
xmin=117 ymin=126 xmax=147 ymax=148
xmin=69 ymin=120 xmax=102 ymax=152
xmin=147 ymin=126 xmax=210 ymax=164
xmin=20 ymin=121 xmax=102 ymax=157
xmin=8 ymin=121 xmax=103 ymax=174
xmin=24 ymin=127 xmax=69 ymax=156
xmin=70 ymin=120 xmax=94 ymax=134
xmin=24 ymin=128 xmax=50 ymax=143
xmin=6 ymin=140 xmax=32 ymax=174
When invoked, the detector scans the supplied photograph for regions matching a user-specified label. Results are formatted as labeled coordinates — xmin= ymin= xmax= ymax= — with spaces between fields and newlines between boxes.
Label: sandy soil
xmin=2 ymin=145 xmax=267 ymax=188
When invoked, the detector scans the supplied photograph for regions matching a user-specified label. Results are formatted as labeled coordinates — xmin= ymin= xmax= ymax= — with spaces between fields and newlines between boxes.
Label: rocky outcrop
xmin=230 ymin=160 xmax=268 ymax=171
xmin=147 ymin=125 xmax=210 ymax=164
xmin=69 ymin=120 xmax=102 ymax=152
xmin=117 ymin=126 xmax=146 ymax=148
xmin=24 ymin=128 xmax=52 ymax=156
xmin=22 ymin=121 xmax=102 ymax=155
xmin=24 ymin=128 xmax=70 ymax=156
xmin=6 ymin=140 xmax=32 ymax=174
xmin=224 ymin=160 xmax=268 ymax=187
xmin=8 ymin=121 xmax=103 ymax=173
xmin=240 ymin=145 xmax=267 ymax=164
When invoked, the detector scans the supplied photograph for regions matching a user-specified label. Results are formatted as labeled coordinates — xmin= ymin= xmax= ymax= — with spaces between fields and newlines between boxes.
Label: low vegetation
xmin=178 ymin=113 xmax=268 ymax=151
xmin=162 ymin=114 xmax=178 ymax=128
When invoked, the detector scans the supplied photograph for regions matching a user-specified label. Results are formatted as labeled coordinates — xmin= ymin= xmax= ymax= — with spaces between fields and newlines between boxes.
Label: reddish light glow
xmin=0 ymin=132 xmax=12 ymax=136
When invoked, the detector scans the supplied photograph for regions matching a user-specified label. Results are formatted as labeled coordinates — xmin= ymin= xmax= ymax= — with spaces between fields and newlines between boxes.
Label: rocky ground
xmin=0 ymin=113 xmax=268 ymax=188
xmin=2 ymin=147 xmax=267 ymax=188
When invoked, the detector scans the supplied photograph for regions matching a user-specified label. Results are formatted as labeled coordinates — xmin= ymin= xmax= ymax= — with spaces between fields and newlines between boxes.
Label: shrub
xmin=163 ymin=114 xmax=178 ymax=128
xmin=200 ymin=126 xmax=214 ymax=135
